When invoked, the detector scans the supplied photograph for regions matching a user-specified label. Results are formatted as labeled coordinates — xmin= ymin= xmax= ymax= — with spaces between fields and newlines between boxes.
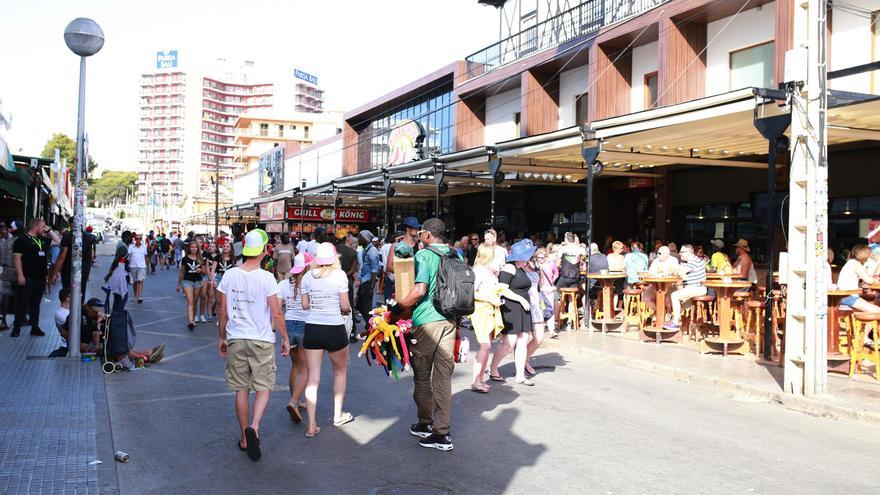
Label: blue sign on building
xmin=294 ymin=69 xmax=318 ymax=85
xmin=156 ymin=50 xmax=178 ymax=69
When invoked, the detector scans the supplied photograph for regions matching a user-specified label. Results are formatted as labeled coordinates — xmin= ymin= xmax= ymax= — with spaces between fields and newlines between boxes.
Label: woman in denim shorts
xmin=214 ymin=243 xmax=235 ymax=285
xmin=176 ymin=241 xmax=205 ymax=330
xmin=277 ymin=252 xmax=312 ymax=424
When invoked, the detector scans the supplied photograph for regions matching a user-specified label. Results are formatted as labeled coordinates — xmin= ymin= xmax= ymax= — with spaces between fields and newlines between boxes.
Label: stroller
xmin=100 ymin=287 xmax=137 ymax=374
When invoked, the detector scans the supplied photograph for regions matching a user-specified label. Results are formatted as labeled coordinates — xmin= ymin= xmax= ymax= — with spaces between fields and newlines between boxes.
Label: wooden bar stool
xmin=838 ymin=306 xmax=854 ymax=353
xmin=622 ymin=287 xmax=643 ymax=332
xmin=559 ymin=288 xmax=580 ymax=332
xmin=688 ymin=295 xmax=715 ymax=342
xmin=745 ymin=300 xmax=765 ymax=355
xmin=851 ymin=312 xmax=880 ymax=381
xmin=732 ymin=290 xmax=752 ymax=334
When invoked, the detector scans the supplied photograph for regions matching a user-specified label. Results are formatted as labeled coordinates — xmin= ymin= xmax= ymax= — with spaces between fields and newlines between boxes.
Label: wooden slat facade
xmin=520 ymin=69 xmax=560 ymax=137
xmin=343 ymin=122 xmax=358 ymax=176
xmin=454 ymin=97 xmax=486 ymax=151
xmin=658 ymin=16 xmax=707 ymax=107
xmin=588 ymin=44 xmax=632 ymax=122
xmin=774 ymin=0 xmax=794 ymax=87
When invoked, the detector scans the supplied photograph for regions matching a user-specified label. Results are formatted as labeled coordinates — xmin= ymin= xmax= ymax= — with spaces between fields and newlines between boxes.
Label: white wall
xmin=829 ymin=0 xmax=880 ymax=94
xmin=705 ymin=2 xmax=776 ymax=96
xmin=484 ymin=87 xmax=521 ymax=144
xmin=232 ymin=169 xmax=257 ymax=205
xmin=558 ymin=65 xmax=589 ymax=128
xmin=283 ymin=136 xmax=343 ymax=190
xmin=630 ymin=41 xmax=659 ymax=112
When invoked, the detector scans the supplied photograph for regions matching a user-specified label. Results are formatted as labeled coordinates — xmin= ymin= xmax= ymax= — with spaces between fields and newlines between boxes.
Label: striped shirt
xmin=683 ymin=257 xmax=707 ymax=286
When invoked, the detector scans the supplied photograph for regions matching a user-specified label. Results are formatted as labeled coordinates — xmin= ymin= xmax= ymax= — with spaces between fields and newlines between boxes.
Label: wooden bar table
xmin=702 ymin=280 xmax=753 ymax=355
xmin=827 ymin=289 xmax=860 ymax=372
xmin=639 ymin=276 xmax=682 ymax=344
xmin=587 ymin=272 xmax=627 ymax=333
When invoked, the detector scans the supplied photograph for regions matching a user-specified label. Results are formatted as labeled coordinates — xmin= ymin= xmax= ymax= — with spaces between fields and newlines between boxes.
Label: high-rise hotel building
xmin=137 ymin=52 xmax=325 ymax=220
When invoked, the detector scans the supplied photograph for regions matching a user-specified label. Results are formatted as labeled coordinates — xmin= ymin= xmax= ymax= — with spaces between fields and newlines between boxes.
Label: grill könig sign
xmin=288 ymin=206 xmax=369 ymax=223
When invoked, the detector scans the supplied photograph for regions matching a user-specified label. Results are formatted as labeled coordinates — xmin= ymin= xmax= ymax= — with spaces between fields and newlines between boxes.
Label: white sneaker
xmin=199 ymin=315 xmax=207 ymax=323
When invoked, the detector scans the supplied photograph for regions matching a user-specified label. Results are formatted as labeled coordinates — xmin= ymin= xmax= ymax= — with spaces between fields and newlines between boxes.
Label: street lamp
xmin=64 ymin=17 xmax=104 ymax=359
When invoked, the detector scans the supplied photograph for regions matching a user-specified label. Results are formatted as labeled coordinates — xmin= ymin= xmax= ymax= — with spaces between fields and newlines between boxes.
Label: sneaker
xmin=664 ymin=322 xmax=681 ymax=330
xmin=199 ymin=315 xmax=207 ymax=323
xmin=11 ymin=328 xmax=21 ymax=337
xmin=418 ymin=432 xmax=453 ymax=451
xmin=409 ymin=423 xmax=433 ymax=438
xmin=30 ymin=327 xmax=46 ymax=337
xmin=349 ymin=335 xmax=357 ymax=344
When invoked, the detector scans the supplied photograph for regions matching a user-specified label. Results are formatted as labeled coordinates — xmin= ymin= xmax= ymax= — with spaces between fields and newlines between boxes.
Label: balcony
xmin=464 ymin=0 xmax=666 ymax=80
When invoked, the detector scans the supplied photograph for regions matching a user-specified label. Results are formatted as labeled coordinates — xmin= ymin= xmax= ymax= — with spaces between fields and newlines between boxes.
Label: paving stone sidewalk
xmin=0 ymin=253 xmax=119 ymax=494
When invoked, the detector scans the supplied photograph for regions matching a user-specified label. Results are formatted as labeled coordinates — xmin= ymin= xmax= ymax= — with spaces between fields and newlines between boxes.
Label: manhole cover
xmin=368 ymin=484 xmax=452 ymax=495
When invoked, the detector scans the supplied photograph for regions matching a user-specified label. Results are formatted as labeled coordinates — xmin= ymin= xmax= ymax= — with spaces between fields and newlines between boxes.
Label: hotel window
xmin=304 ymin=126 xmax=310 ymax=139
xmin=276 ymin=124 xmax=284 ymax=137
xmin=575 ymin=93 xmax=588 ymax=124
xmin=729 ymin=41 xmax=775 ymax=90
xmin=289 ymin=125 xmax=297 ymax=132
xmin=644 ymin=72 xmax=658 ymax=109
xmin=259 ymin=123 xmax=269 ymax=137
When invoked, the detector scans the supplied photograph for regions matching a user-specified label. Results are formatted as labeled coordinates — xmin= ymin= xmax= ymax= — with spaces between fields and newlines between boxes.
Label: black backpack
xmin=424 ymin=246 xmax=475 ymax=319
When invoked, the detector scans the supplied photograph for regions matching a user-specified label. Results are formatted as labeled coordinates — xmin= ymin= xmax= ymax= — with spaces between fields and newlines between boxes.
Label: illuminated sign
xmin=288 ymin=207 xmax=369 ymax=223
xmin=259 ymin=200 xmax=286 ymax=222
xmin=258 ymin=146 xmax=285 ymax=196
xmin=387 ymin=120 xmax=426 ymax=166
xmin=156 ymin=50 xmax=178 ymax=69
xmin=294 ymin=69 xmax=318 ymax=85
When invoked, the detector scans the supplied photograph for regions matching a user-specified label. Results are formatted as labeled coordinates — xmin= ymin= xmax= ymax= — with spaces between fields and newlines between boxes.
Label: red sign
xmin=288 ymin=207 xmax=369 ymax=223
xmin=611 ymin=177 xmax=654 ymax=190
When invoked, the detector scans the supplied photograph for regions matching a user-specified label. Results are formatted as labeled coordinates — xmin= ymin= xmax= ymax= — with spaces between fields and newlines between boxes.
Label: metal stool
xmin=851 ymin=312 xmax=880 ymax=381
xmin=559 ymin=288 xmax=580 ymax=332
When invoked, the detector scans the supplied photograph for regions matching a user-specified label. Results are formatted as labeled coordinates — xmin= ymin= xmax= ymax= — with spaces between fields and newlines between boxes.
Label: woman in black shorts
xmin=489 ymin=239 xmax=537 ymax=386
xmin=300 ymin=242 xmax=354 ymax=438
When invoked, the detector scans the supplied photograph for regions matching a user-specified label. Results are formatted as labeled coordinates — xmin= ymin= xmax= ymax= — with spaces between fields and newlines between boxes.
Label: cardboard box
xmin=392 ymin=256 xmax=415 ymax=301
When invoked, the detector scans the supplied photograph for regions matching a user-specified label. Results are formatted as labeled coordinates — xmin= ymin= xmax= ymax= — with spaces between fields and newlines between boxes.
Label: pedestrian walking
xmin=12 ymin=218 xmax=52 ymax=337
xmin=0 ymin=221 xmax=15 ymax=331
xmin=356 ymin=230 xmax=380 ymax=335
xmin=392 ymin=218 xmax=458 ymax=451
xmin=173 ymin=232 xmax=185 ymax=267
xmin=51 ymin=226 xmax=95 ymax=301
xmin=279 ymin=252 xmax=312 ymax=424
xmin=470 ymin=244 xmax=503 ymax=393
xmin=177 ymin=241 xmax=205 ymax=330
xmin=301 ymin=242 xmax=354 ymax=438
xmin=489 ymin=239 xmax=537 ymax=386
xmin=128 ymin=234 xmax=149 ymax=304
xmin=217 ymin=228 xmax=289 ymax=461
xmin=334 ymin=231 xmax=358 ymax=337
xmin=202 ymin=242 xmax=219 ymax=322
xmin=272 ymin=233 xmax=294 ymax=282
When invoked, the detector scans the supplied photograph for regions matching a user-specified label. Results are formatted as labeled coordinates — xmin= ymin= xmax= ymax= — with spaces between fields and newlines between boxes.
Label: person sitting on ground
xmin=665 ymin=245 xmax=707 ymax=330
xmin=49 ymin=288 xmax=73 ymax=358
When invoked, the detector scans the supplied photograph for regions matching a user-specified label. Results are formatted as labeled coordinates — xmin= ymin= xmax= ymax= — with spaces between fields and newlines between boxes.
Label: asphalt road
xmin=103 ymin=257 xmax=880 ymax=495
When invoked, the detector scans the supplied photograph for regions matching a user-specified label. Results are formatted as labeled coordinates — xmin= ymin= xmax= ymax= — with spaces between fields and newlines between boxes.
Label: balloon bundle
xmin=357 ymin=305 xmax=414 ymax=382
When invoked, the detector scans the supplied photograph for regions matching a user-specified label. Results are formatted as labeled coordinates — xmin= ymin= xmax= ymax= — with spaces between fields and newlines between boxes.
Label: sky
xmin=0 ymin=0 xmax=498 ymax=172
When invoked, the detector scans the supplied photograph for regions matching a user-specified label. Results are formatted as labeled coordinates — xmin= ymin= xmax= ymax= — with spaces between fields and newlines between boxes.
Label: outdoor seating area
xmin=570 ymin=265 xmax=880 ymax=382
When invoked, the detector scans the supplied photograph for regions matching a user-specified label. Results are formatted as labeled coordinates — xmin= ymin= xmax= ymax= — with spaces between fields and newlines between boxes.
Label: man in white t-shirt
xmin=217 ymin=228 xmax=289 ymax=462
xmin=127 ymin=234 xmax=149 ymax=304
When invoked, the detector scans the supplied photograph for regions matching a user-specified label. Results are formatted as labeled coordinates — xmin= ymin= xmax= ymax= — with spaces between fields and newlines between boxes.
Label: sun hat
xmin=711 ymin=239 xmax=724 ymax=249
xmin=85 ymin=297 xmax=104 ymax=309
xmin=360 ymin=230 xmax=375 ymax=243
xmin=290 ymin=253 xmax=313 ymax=275
xmin=241 ymin=229 xmax=269 ymax=257
xmin=335 ymin=229 xmax=349 ymax=240
xmin=507 ymin=239 xmax=537 ymax=263
xmin=401 ymin=217 xmax=421 ymax=230
xmin=734 ymin=239 xmax=750 ymax=252
xmin=314 ymin=242 xmax=339 ymax=265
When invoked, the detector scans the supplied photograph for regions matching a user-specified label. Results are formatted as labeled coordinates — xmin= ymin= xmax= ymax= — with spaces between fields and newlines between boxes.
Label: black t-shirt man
xmin=13 ymin=233 xmax=51 ymax=279
xmin=337 ymin=243 xmax=358 ymax=276
xmin=60 ymin=230 xmax=94 ymax=283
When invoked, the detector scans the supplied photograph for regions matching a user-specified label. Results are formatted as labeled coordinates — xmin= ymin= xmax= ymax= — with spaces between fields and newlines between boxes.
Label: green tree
xmin=87 ymin=171 xmax=138 ymax=207
xmin=40 ymin=132 xmax=98 ymax=174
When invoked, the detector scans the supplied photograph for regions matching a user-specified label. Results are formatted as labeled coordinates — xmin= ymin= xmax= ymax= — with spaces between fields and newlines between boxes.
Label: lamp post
xmin=64 ymin=17 xmax=104 ymax=359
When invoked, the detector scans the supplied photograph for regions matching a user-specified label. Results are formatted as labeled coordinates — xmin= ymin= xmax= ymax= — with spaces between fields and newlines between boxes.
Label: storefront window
xmin=730 ymin=41 xmax=775 ymax=90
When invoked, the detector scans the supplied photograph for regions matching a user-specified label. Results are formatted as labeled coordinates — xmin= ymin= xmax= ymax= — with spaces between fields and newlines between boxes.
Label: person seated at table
xmin=624 ymin=241 xmax=648 ymax=287
xmin=733 ymin=239 xmax=758 ymax=284
xmin=665 ymin=245 xmax=707 ymax=330
xmin=587 ymin=243 xmax=609 ymax=301
xmin=607 ymin=241 xmax=626 ymax=309
xmin=694 ymin=245 xmax=708 ymax=264
xmin=648 ymin=246 xmax=678 ymax=276
xmin=707 ymin=239 xmax=727 ymax=272
xmin=836 ymin=244 xmax=878 ymax=315
xmin=865 ymin=243 xmax=880 ymax=278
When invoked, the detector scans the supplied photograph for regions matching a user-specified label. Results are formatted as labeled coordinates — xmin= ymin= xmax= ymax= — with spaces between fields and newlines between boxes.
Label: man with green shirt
xmin=393 ymin=217 xmax=456 ymax=451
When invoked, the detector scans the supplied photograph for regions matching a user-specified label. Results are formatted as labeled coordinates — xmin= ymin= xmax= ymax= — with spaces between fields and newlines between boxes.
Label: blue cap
xmin=401 ymin=217 xmax=421 ymax=230
xmin=870 ymin=243 xmax=880 ymax=254
xmin=506 ymin=239 xmax=536 ymax=263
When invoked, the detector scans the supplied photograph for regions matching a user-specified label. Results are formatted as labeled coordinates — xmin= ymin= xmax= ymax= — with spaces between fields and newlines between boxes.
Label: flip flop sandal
xmin=470 ymin=385 xmax=489 ymax=394
xmin=305 ymin=427 xmax=321 ymax=438
xmin=244 ymin=427 xmax=261 ymax=461
xmin=525 ymin=368 xmax=537 ymax=377
xmin=237 ymin=440 xmax=246 ymax=452
xmin=333 ymin=412 xmax=355 ymax=427
xmin=489 ymin=374 xmax=505 ymax=382
xmin=286 ymin=403 xmax=302 ymax=424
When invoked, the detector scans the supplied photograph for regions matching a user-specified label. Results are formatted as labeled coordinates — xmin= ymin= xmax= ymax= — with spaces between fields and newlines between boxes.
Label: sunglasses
xmin=470 ymin=237 xmax=479 ymax=241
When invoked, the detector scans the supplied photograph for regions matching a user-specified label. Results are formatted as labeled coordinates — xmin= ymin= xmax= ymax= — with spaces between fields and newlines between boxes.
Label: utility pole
xmin=783 ymin=0 xmax=828 ymax=397
xmin=214 ymin=159 xmax=220 ymax=237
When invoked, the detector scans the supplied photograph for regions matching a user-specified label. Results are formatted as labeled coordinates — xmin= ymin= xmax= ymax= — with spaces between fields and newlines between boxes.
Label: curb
xmin=542 ymin=336 xmax=880 ymax=426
